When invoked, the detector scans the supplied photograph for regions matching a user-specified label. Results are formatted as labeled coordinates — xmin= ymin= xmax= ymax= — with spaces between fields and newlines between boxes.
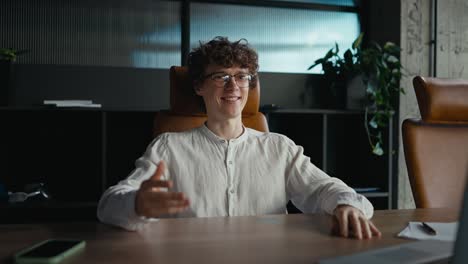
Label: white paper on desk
xmin=397 ymin=221 xmax=459 ymax=241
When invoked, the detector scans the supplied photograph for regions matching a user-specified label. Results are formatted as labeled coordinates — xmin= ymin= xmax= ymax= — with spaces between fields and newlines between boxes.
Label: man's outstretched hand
xmin=135 ymin=160 xmax=190 ymax=218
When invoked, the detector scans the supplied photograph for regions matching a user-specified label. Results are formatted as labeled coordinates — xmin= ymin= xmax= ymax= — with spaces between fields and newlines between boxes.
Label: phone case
xmin=14 ymin=239 xmax=86 ymax=264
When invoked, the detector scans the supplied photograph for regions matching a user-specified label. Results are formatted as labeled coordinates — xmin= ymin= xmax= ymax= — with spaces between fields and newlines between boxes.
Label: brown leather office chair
xmin=402 ymin=76 xmax=468 ymax=209
xmin=153 ymin=66 xmax=269 ymax=137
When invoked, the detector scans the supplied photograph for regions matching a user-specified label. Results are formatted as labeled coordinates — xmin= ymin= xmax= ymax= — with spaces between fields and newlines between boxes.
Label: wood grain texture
xmin=0 ymin=209 xmax=458 ymax=264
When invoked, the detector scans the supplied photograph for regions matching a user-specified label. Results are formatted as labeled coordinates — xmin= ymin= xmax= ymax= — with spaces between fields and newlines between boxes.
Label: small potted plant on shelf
xmin=308 ymin=33 xmax=404 ymax=156
xmin=0 ymin=48 xmax=26 ymax=62
xmin=0 ymin=48 xmax=27 ymax=106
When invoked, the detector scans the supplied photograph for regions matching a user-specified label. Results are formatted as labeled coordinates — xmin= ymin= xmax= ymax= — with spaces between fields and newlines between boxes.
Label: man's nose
xmin=224 ymin=77 xmax=239 ymax=90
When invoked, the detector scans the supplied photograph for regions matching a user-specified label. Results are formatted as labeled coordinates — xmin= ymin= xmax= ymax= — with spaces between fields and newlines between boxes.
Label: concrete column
xmin=399 ymin=0 xmax=431 ymax=208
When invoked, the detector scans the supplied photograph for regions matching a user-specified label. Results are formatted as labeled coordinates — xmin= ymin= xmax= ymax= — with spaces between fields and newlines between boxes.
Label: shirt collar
xmin=199 ymin=123 xmax=249 ymax=145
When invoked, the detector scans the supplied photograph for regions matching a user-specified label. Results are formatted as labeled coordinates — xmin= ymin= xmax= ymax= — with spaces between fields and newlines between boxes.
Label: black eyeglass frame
xmin=201 ymin=72 xmax=256 ymax=88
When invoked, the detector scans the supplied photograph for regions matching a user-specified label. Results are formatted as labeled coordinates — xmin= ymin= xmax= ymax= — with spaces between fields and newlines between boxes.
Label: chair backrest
xmin=402 ymin=76 xmax=468 ymax=209
xmin=153 ymin=66 xmax=269 ymax=137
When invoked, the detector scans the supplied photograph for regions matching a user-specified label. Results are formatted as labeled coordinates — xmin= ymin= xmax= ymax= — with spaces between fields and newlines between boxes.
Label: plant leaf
xmin=386 ymin=55 xmax=398 ymax=63
xmin=369 ymin=117 xmax=378 ymax=129
xmin=344 ymin=49 xmax=353 ymax=69
xmin=372 ymin=143 xmax=384 ymax=156
xmin=352 ymin=32 xmax=364 ymax=50
xmin=384 ymin=42 xmax=401 ymax=53
xmin=308 ymin=58 xmax=324 ymax=70
xmin=324 ymin=48 xmax=334 ymax=60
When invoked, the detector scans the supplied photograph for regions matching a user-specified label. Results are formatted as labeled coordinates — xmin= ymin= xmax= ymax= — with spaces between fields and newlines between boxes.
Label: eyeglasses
xmin=7 ymin=183 xmax=51 ymax=203
xmin=8 ymin=190 xmax=49 ymax=203
xmin=203 ymin=72 xmax=254 ymax=88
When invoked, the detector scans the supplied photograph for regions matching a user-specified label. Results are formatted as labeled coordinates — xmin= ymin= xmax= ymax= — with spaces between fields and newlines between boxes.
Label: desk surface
xmin=0 ymin=209 xmax=459 ymax=264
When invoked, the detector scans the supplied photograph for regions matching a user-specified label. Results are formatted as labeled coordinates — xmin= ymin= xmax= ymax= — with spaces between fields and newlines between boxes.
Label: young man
xmin=97 ymin=37 xmax=381 ymax=239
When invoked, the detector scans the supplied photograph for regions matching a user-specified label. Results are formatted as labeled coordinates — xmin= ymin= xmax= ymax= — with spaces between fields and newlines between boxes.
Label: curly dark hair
xmin=188 ymin=36 xmax=259 ymax=89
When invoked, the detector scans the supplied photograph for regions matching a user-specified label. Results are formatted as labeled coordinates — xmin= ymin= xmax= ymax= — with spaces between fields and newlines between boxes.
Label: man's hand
xmin=332 ymin=204 xmax=381 ymax=239
xmin=135 ymin=160 xmax=190 ymax=218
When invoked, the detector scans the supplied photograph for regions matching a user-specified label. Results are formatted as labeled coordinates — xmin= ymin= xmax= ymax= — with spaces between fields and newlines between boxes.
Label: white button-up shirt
xmin=97 ymin=125 xmax=374 ymax=231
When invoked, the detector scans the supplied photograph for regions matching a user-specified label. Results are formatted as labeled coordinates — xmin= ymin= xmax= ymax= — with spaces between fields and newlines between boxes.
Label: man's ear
xmin=194 ymin=82 xmax=203 ymax=96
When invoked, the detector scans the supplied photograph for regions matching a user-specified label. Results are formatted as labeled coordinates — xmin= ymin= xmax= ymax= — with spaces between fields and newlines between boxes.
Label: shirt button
xmin=220 ymin=140 xmax=226 ymax=143
xmin=228 ymin=161 xmax=233 ymax=165
xmin=230 ymin=189 xmax=235 ymax=194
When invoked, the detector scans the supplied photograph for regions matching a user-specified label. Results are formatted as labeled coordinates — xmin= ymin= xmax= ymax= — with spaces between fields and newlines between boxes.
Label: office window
xmin=0 ymin=0 xmax=181 ymax=69
xmin=190 ymin=3 xmax=360 ymax=73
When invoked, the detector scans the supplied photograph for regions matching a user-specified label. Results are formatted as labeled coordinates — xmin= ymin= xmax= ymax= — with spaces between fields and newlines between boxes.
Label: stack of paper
xmin=398 ymin=221 xmax=459 ymax=241
xmin=43 ymin=100 xmax=101 ymax=108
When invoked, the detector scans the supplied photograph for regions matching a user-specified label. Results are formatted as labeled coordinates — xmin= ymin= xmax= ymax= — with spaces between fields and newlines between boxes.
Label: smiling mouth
xmin=221 ymin=96 xmax=241 ymax=102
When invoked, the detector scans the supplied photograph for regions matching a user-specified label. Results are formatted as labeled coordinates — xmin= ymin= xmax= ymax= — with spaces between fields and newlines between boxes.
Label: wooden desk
xmin=0 ymin=209 xmax=458 ymax=264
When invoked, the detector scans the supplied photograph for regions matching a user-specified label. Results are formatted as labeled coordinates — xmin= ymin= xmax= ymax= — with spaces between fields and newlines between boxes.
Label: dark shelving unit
xmin=1 ymin=107 xmax=397 ymax=223
xmin=0 ymin=107 xmax=156 ymax=223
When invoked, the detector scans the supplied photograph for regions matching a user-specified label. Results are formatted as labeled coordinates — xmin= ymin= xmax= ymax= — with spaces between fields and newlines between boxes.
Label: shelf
xmin=0 ymin=109 xmax=157 ymax=223
xmin=0 ymin=107 xmax=396 ymax=224
xmin=358 ymin=192 xmax=389 ymax=198
xmin=0 ymin=106 xmax=159 ymax=112
xmin=270 ymin=108 xmax=364 ymax=115
xmin=0 ymin=201 xmax=97 ymax=209
xmin=268 ymin=110 xmax=395 ymax=210
xmin=1 ymin=201 xmax=98 ymax=223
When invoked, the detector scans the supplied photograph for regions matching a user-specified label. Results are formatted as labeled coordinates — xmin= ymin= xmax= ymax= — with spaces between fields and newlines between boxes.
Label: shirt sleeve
xmin=96 ymin=134 xmax=169 ymax=231
xmin=283 ymin=137 xmax=374 ymax=219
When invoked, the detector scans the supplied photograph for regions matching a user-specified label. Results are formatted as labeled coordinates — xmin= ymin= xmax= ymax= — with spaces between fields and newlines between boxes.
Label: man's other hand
xmin=332 ymin=204 xmax=381 ymax=239
xmin=135 ymin=160 xmax=190 ymax=218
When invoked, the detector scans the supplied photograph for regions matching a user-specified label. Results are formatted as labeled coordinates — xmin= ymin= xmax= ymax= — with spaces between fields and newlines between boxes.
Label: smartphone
xmin=14 ymin=239 xmax=86 ymax=264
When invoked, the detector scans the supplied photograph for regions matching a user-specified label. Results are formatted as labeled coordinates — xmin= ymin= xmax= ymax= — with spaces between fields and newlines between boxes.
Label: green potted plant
xmin=0 ymin=48 xmax=25 ymax=61
xmin=308 ymin=33 xmax=404 ymax=156
xmin=0 ymin=48 xmax=26 ymax=106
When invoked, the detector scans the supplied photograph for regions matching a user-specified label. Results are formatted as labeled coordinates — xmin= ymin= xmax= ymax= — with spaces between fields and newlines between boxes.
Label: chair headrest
xmin=169 ymin=66 xmax=260 ymax=116
xmin=413 ymin=76 xmax=468 ymax=123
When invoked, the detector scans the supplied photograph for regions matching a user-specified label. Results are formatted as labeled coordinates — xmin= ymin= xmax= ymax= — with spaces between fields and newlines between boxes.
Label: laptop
xmin=319 ymin=182 xmax=468 ymax=264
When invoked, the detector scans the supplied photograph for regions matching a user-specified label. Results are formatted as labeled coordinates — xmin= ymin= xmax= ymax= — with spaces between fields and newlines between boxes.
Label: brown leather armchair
xmin=402 ymin=76 xmax=468 ymax=209
xmin=153 ymin=66 xmax=269 ymax=137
